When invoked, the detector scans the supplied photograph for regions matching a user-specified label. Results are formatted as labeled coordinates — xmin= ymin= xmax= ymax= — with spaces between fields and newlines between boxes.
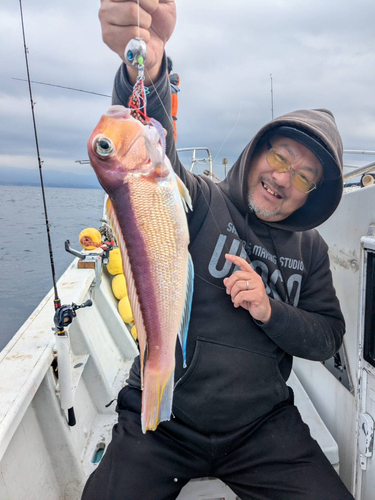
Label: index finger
xmin=225 ymin=253 xmax=255 ymax=273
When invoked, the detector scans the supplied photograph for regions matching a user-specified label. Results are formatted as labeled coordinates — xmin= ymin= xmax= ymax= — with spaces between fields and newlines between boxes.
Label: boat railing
xmin=343 ymin=149 xmax=375 ymax=181
xmin=177 ymin=147 xmax=213 ymax=179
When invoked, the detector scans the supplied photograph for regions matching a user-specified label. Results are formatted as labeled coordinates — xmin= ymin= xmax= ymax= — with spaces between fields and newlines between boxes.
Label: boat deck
xmin=0 ymin=257 xmax=340 ymax=499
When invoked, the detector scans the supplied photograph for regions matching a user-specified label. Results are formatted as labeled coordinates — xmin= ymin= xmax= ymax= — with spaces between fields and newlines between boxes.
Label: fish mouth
xmin=261 ymin=180 xmax=283 ymax=199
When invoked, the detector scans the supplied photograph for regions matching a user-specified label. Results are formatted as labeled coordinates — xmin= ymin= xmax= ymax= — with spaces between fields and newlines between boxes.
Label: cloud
xmin=2 ymin=0 xmax=375 ymax=181
xmin=169 ymin=0 xmax=375 ymax=169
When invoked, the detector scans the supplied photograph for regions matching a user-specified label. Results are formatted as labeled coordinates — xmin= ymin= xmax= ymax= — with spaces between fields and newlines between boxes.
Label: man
xmin=84 ymin=1 xmax=354 ymax=498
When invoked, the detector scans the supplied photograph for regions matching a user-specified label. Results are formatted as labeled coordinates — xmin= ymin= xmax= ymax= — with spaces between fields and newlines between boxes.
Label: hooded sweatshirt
xmin=112 ymin=56 xmax=345 ymax=434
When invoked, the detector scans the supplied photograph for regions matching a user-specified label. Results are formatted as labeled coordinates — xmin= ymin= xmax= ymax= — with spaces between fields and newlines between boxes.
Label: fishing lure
xmin=125 ymin=37 xmax=149 ymax=124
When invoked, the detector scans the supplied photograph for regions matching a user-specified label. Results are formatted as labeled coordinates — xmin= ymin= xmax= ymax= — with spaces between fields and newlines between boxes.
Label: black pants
xmin=82 ymin=386 xmax=354 ymax=500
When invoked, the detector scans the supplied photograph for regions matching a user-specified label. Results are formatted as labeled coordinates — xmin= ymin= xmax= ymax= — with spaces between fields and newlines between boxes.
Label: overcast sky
xmin=2 ymin=0 xmax=375 ymax=181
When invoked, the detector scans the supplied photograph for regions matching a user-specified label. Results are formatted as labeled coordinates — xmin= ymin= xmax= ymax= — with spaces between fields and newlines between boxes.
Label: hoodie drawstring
xmin=244 ymin=212 xmax=292 ymax=305
xmin=267 ymin=226 xmax=292 ymax=305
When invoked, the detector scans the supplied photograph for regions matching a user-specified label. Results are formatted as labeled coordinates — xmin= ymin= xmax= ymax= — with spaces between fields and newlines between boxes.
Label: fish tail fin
xmin=141 ymin=368 xmax=174 ymax=433
xmin=178 ymin=253 xmax=194 ymax=368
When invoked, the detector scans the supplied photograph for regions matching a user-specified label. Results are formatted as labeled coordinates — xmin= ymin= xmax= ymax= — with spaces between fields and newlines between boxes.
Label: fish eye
xmin=93 ymin=136 xmax=115 ymax=157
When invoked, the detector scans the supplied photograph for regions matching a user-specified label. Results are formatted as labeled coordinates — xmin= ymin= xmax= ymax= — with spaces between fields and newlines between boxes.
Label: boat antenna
xmin=270 ymin=73 xmax=274 ymax=119
xmin=18 ymin=0 xmax=60 ymax=307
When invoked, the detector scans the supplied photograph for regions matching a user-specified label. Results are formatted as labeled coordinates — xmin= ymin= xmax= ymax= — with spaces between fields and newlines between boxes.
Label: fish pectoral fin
xmin=176 ymin=175 xmax=193 ymax=212
xmin=178 ymin=254 xmax=194 ymax=368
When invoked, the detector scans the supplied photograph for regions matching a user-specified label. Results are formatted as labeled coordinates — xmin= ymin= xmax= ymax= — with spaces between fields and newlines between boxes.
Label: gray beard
xmin=247 ymin=189 xmax=281 ymax=219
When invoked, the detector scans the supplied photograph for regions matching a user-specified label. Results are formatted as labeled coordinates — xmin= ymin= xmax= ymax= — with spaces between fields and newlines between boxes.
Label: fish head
xmin=87 ymin=106 xmax=166 ymax=193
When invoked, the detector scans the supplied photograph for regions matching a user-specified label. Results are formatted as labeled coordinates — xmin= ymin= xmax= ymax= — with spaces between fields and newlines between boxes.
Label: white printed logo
xmin=208 ymin=234 xmax=302 ymax=306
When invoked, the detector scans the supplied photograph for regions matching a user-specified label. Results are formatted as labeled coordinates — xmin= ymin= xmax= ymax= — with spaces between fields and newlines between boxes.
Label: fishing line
xmin=18 ymin=0 xmax=60 ymax=306
xmin=212 ymin=100 xmax=243 ymax=166
xmin=145 ymin=66 xmax=175 ymax=130
xmin=12 ymin=77 xmax=111 ymax=98
xmin=137 ymin=0 xmax=141 ymax=39
xmin=146 ymin=69 xmax=243 ymax=178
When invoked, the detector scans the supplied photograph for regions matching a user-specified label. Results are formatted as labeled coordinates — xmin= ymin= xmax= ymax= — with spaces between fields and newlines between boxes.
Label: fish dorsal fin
xmin=106 ymin=198 xmax=148 ymax=387
xmin=178 ymin=253 xmax=194 ymax=368
xmin=175 ymin=175 xmax=193 ymax=212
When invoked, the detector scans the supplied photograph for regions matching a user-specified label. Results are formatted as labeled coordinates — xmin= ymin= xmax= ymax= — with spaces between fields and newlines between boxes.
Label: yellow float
xmin=112 ymin=274 xmax=128 ymax=300
xmin=118 ymin=296 xmax=134 ymax=324
xmin=131 ymin=325 xmax=137 ymax=341
xmin=107 ymin=247 xmax=123 ymax=275
xmin=79 ymin=228 xmax=102 ymax=250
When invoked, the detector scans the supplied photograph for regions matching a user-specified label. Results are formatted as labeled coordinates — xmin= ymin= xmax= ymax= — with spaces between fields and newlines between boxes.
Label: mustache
xmin=260 ymin=176 xmax=287 ymax=198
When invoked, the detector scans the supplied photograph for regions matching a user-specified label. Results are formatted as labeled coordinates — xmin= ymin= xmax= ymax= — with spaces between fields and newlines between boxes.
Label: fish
xmin=87 ymin=105 xmax=194 ymax=433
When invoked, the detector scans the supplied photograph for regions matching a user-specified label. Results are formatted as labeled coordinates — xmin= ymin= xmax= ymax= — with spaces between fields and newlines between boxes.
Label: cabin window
xmin=364 ymin=250 xmax=375 ymax=368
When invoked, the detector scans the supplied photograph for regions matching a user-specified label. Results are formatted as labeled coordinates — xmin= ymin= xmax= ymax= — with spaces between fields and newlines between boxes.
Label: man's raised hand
xmin=99 ymin=0 xmax=176 ymax=83
xmin=224 ymin=254 xmax=272 ymax=323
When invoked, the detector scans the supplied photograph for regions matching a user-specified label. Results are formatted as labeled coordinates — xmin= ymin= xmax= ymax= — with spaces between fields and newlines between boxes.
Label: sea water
xmin=0 ymin=185 xmax=104 ymax=351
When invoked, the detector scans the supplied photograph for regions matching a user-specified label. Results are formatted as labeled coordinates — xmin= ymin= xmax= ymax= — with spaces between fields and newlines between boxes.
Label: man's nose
xmin=271 ymin=169 xmax=293 ymax=188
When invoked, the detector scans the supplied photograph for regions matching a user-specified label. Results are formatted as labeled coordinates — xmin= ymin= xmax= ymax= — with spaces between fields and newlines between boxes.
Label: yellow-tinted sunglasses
xmin=266 ymin=141 xmax=317 ymax=193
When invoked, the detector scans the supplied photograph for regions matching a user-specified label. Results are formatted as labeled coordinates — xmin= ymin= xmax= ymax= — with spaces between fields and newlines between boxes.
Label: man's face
xmin=247 ymin=136 xmax=323 ymax=222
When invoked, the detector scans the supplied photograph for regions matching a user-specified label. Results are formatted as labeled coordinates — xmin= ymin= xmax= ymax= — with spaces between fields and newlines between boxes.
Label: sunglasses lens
xmin=293 ymin=174 xmax=315 ymax=193
xmin=267 ymin=149 xmax=316 ymax=193
xmin=267 ymin=151 xmax=289 ymax=172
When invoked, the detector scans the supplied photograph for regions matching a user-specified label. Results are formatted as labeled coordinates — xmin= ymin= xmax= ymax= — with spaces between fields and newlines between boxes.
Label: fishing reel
xmin=53 ymin=300 xmax=92 ymax=333
xmin=52 ymin=299 xmax=92 ymax=427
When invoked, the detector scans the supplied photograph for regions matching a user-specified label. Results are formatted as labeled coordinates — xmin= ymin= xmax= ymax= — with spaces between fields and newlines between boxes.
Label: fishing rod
xmin=18 ymin=0 xmax=92 ymax=427
xmin=18 ymin=1 xmax=58 ymax=305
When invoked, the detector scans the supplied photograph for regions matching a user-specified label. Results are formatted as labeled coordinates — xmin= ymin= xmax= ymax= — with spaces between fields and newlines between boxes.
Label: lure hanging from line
xmin=125 ymin=37 xmax=147 ymax=67
xmin=124 ymin=37 xmax=166 ymax=155
xmin=125 ymin=38 xmax=149 ymax=124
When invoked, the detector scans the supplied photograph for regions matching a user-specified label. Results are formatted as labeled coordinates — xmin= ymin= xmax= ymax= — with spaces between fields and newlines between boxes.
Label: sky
xmin=2 ymin=0 xmax=375 ymax=183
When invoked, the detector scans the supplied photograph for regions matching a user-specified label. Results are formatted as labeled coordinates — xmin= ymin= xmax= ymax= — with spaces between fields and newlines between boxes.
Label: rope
xmin=128 ymin=74 xmax=149 ymax=124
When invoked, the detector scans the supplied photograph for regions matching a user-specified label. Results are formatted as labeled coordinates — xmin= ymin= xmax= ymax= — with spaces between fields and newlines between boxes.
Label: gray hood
xmin=219 ymin=109 xmax=344 ymax=232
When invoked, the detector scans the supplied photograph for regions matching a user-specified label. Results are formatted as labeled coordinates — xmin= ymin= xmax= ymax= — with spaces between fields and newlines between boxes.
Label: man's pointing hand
xmin=224 ymin=254 xmax=272 ymax=323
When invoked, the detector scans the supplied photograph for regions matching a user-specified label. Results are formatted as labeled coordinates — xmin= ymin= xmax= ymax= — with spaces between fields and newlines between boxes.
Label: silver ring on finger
xmin=246 ymin=280 xmax=249 ymax=290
